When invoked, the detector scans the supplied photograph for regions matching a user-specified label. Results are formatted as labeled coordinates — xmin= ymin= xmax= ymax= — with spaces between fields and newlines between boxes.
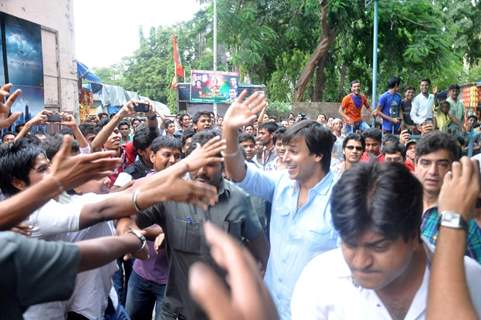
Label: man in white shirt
xmin=292 ymin=161 xmax=481 ymax=319
xmin=410 ymin=79 xmax=435 ymax=125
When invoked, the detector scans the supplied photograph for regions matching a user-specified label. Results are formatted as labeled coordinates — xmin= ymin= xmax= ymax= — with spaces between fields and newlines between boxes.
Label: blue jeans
xmin=125 ymin=270 xmax=166 ymax=320
xmin=345 ymin=121 xmax=370 ymax=133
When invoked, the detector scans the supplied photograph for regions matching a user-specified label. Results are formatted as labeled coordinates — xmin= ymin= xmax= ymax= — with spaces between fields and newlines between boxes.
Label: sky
xmin=74 ymin=0 xmax=201 ymax=68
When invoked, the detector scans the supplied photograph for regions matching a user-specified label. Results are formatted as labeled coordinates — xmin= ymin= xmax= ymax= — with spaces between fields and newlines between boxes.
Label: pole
xmin=213 ymin=0 xmax=218 ymax=117
xmin=371 ymin=0 xmax=378 ymax=112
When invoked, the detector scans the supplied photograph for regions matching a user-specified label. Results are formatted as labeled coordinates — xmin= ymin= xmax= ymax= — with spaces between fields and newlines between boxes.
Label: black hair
xmin=448 ymin=84 xmax=460 ymax=91
xmin=178 ymin=112 xmax=191 ymax=122
xmin=239 ymin=133 xmax=256 ymax=144
xmin=415 ymin=131 xmax=461 ymax=162
xmin=98 ymin=112 xmax=108 ymax=118
xmin=383 ymin=142 xmax=406 ymax=159
xmin=163 ymin=119 xmax=174 ymax=130
xmin=133 ymin=128 xmax=158 ymax=152
xmin=387 ymin=76 xmax=401 ymax=89
xmin=331 ymin=162 xmax=422 ymax=244
xmin=97 ymin=118 xmax=110 ymax=130
xmin=362 ymin=128 xmax=382 ymax=143
xmin=272 ymin=127 xmax=287 ymax=144
xmin=192 ymin=111 xmax=211 ymax=124
xmin=15 ymin=123 xmax=25 ymax=134
xmin=151 ymin=135 xmax=182 ymax=153
xmin=351 ymin=80 xmax=360 ymax=87
xmin=118 ymin=120 xmax=130 ymax=129
xmin=0 ymin=140 xmax=46 ymax=196
xmin=342 ymin=133 xmax=365 ymax=150
xmin=59 ymin=127 xmax=74 ymax=136
xmin=404 ymin=86 xmax=415 ymax=92
xmin=420 ymin=79 xmax=431 ymax=86
xmin=382 ymin=134 xmax=400 ymax=146
xmin=79 ymin=123 xmax=97 ymax=136
xmin=1 ymin=131 xmax=15 ymax=142
xmin=188 ymin=130 xmax=220 ymax=155
xmin=259 ymin=122 xmax=279 ymax=134
xmin=282 ymin=120 xmax=335 ymax=172
xmin=130 ymin=118 xmax=140 ymax=126
xmin=41 ymin=134 xmax=80 ymax=160
xmin=181 ymin=128 xmax=196 ymax=145
xmin=439 ymin=100 xmax=450 ymax=110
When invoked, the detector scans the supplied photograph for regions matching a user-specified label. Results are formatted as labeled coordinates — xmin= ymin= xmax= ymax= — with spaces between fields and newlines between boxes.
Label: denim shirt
xmin=237 ymin=163 xmax=339 ymax=320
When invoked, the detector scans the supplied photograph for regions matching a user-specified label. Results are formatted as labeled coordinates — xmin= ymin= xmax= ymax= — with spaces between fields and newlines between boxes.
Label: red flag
xmin=172 ymin=35 xmax=185 ymax=78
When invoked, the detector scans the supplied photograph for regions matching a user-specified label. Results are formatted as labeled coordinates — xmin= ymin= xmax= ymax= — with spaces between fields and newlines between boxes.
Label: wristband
xmin=132 ymin=190 xmax=143 ymax=213
xmin=128 ymin=229 xmax=146 ymax=252
xmin=222 ymin=149 xmax=240 ymax=158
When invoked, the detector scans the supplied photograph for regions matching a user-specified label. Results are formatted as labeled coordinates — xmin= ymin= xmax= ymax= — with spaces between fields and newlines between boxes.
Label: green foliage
xmin=94 ymin=0 xmax=481 ymax=108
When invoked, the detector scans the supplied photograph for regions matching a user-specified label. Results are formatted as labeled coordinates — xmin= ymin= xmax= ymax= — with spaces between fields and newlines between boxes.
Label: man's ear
xmin=11 ymin=177 xmax=27 ymax=191
xmin=314 ymin=153 xmax=323 ymax=163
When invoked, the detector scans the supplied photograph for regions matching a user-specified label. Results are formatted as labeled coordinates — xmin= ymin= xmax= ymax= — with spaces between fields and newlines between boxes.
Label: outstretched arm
xmin=223 ymin=91 xmax=268 ymax=182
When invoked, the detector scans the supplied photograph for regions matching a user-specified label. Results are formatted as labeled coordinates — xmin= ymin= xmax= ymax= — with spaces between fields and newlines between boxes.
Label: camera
xmin=46 ymin=113 xmax=62 ymax=122
xmin=134 ymin=102 xmax=150 ymax=113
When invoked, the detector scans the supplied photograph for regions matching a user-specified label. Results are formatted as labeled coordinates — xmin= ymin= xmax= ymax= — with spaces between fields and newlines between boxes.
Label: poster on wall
xmin=3 ymin=13 xmax=44 ymax=128
xmin=190 ymin=70 xmax=239 ymax=103
xmin=0 ymin=22 xmax=4 ymax=85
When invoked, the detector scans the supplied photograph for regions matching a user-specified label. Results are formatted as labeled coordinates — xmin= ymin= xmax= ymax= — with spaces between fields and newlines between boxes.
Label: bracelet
xmin=132 ymin=190 xmax=143 ymax=213
xmin=50 ymin=176 xmax=65 ymax=194
xmin=128 ymin=229 xmax=147 ymax=252
xmin=222 ymin=149 xmax=240 ymax=158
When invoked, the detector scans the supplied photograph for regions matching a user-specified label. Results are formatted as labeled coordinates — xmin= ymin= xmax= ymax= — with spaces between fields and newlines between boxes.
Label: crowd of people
xmin=0 ymin=75 xmax=480 ymax=320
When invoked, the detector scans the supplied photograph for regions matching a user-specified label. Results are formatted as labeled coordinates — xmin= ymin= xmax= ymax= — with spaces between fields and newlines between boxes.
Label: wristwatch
xmin=439 ymin=211 xmax=468 ymax=232
xmin=128 ymin=229 xmax=147 ymax=251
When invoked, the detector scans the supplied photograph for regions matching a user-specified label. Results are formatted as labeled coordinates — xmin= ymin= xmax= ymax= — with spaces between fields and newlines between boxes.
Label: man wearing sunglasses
xmin=331 ymin=133 xmax=365 ymax=176
xmin=415 ymin=132 xmax=481 ymax=264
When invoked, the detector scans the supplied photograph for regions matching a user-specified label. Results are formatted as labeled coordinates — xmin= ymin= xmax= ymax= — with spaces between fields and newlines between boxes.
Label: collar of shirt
xmin=291 ymin=248 xmax=429 ymax=320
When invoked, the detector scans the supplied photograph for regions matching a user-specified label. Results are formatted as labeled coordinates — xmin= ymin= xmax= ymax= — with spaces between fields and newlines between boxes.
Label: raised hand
xmin=438 ymin=157 xmax=480 ymax=220
xmin=223 ymin=90 xmax=268 ymax=130
xmin=182 ymin=135 xmax=226 ymax=172
xmin=28 ymin=109 xmax=51 ymax=126
xmin=189 ymin=222 xmax=278 ymax=320
xmin=0 ymin=83 xmax=22 ymax=114
xmin=49 ymin=135 xmax=122 ymax=190
xmin=138 ymin=167 xmax=218 ymax=210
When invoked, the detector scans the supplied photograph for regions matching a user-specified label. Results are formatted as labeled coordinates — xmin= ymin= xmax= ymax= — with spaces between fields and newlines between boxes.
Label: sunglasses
xmin=345 ymin=145 xmax=363 ymax=151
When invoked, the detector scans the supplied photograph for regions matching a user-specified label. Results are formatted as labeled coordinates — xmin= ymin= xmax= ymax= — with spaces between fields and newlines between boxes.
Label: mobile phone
xmin=47 ymin=113 xmax=62 ymax=122
xmin=134 ymin=102 xmax=150 ymax=113
xmin=114 ymin=172 xmax=133 ymax=188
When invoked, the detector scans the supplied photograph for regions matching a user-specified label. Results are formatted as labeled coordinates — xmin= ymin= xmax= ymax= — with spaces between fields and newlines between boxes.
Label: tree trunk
xmin=294 ymin=0 xmax=336 ymax=102
xmin=312 ymin=52 xmax=329 ymax=101
xmin=337 ymin=63 xmax=348 ymax=101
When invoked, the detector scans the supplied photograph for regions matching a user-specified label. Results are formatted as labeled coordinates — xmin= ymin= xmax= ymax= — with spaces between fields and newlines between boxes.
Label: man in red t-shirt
xmin=339 ymin=80 xmax=372 ymax=133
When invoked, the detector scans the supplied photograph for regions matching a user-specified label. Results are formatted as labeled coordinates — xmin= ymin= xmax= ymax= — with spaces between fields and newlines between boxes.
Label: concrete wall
xmin=293 ymin=101 xmax=371 ymax=121
xmin=0 ymin=0 xmax=78 ymax=113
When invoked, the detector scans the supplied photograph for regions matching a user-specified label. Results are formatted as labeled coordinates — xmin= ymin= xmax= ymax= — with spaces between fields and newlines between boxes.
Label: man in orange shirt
xmin=339 ymin=80 xmax=372 ymax=133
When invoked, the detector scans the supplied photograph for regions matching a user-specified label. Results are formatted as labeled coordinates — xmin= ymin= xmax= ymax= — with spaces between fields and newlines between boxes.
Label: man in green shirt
xmin=446 ymin=84 xmax=465 ymax=135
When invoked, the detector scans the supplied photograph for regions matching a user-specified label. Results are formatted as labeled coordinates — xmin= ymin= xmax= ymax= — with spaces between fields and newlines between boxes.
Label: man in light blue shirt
xmin=222 ymin=91 xmax=339 ymax=320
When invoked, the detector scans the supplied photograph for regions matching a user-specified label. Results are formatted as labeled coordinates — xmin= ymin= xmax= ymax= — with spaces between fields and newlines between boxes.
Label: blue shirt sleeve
xmin=236 ymin=162 xmax=277 ymax=203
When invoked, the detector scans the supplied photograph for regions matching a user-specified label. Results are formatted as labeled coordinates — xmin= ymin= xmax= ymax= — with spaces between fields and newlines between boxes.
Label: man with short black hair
xmin=415 ymin=132 xmax=481 ymax=264
xmin=401 ymin=86 xmax=416 ymax=130
xmin=446 ymin=84 xmax=465 ymax=135
xmin=383 ymin=142 xmax=406 ymax=164
xmin=256 ymin=122 xmax=279 ymax=171
xmin=292 ymin=161 xmax=481 ymax=319
xmin=239 ymin=133 xmax=257 ymax=162
xmin=192 ymin=111 xmax=212 ymax=132
xmin=1 ymin=131 xmax=15 ymax=144
xmin=331 ymin=133 xmax=364 ymax=176
xmin=360 ymin=128 xmax=384 ymax=162
xmin=163 ymin=119 xmax=176 ymax=137
xmin=376 ymin=77 xmax=402 ymax=134
xmin=411 ymin=79 xmax=435 ymax=126
xmin=133 ymin=130 xmax=268 ymax=320
xmin=124 ymin=128 xmax=159 ymax=179
xmin=339 ymin=80 xmax=372 ymax=133
xmin=223 ymin=92 xmax=339 ymax=319
xmin=118 ymin=120 xmax=131 ymax=145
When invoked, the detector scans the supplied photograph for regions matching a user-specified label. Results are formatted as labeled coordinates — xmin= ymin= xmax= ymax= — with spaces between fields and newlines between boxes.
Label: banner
xmin=190 ymin=70 xmax=239 ymax=103
xmin=2 ymin=13 xmax=44 ymax=130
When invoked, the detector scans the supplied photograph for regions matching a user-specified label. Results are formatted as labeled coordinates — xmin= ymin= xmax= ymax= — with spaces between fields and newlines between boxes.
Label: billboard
xmin=1 ymin=13 xmax=44 ymax=130
xmin=190 ymin=70 xmax=239 ymax=103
